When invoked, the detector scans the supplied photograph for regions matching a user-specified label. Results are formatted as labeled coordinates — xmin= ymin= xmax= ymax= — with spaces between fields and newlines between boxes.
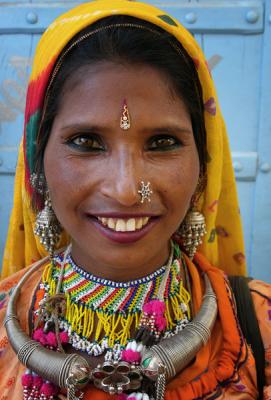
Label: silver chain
xmin=66 ymin=376 xmax=84 ymax=400
xmin=156 ymin=365 xmax=166 ymax=400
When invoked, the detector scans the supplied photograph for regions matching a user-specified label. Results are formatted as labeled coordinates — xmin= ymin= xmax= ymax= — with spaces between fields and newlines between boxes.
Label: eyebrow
xmin=60 ymin=123 xmax=193 ymax=136
xmin=143 ymin=125 xmax=193 ymax=136
xmin=60 ymin=123 xmax=109 ymax=132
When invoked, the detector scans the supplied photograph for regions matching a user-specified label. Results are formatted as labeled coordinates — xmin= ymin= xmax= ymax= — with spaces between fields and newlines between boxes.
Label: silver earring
xmin=34 ymin=191 xmax=62 ymax=258
xmin=138 ymin=181 xmax=153 ymax=203
xmin=178 ymin=209 xmax=206 ymax=259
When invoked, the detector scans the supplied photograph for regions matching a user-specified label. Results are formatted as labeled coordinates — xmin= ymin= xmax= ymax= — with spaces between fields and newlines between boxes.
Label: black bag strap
xmin=228 ymin=276 xmax=265 ymax=399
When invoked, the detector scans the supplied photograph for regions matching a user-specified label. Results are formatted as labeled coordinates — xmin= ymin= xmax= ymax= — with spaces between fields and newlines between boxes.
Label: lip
xmin=87 ymin=215 xmax=160 ymax=244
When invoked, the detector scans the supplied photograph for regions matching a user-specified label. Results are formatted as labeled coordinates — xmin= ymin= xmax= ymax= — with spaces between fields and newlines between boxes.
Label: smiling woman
xmin=44 ymin=61 xmax=199 ymax=280
xmin=0 ymin=1 xmax=271 ymax=400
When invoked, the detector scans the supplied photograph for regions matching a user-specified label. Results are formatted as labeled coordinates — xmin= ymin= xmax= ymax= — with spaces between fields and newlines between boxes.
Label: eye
xmin=147 ymin=135 xmax=181 ymax=151
xmin=66 ymin=134 xmax=104 ymax=152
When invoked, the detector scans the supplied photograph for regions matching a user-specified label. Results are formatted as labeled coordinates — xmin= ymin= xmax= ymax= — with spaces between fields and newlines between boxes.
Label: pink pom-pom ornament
xmin=117 ymin=394 xmax=128 ymax=400
xmin=21 ymin=373 xmax=33 ymax=387
xmin=143 ymin=299 xmax=165 ymax=315
xmin=40 ymin=382 xmax=56 ymax=396
xmin=46 ymin=331 xmax=57 ymax=347
xmin=33 ymin=328 xmax=49 ymax=346
xmin=155 ymin=315 xmax=167 ymax=331
xmin=33 ymin=328 xmax=46 ymax=342
xmin=32 ymin=375 xmax=43 ymax=388
xmin=60 ymin=331 xmax=69 ymax=344
xmin=121 ymin=349 xmax=141 ymax=363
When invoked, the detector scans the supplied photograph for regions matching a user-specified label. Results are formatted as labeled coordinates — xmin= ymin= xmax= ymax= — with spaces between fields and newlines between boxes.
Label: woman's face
xmin=44 ymin=62 xmax=200 ymax=280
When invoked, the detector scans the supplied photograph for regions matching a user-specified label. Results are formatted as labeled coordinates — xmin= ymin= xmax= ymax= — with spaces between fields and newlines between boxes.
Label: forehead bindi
xmin=120 ymin=99 xmax=131 ymax=131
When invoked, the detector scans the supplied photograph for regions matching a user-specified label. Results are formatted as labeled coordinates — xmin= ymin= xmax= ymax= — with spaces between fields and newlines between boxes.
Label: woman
xmin=0 ymin=1 xmax=270 ymax=399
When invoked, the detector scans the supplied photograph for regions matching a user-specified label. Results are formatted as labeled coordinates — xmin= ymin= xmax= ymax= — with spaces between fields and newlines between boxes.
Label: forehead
xmin=57 ymin=62 xmax=189 ymax=123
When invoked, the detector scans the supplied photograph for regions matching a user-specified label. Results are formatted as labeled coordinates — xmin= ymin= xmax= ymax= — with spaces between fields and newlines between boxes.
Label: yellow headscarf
xmin=1 ymin=0 xmax=246 ymax=279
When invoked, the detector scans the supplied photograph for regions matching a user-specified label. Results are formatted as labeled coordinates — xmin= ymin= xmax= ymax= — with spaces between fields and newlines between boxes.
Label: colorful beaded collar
xmin=36 ymin=245 xmax=191 ymax=361
xmin=28 ymin=243 xmax=191 ymax=399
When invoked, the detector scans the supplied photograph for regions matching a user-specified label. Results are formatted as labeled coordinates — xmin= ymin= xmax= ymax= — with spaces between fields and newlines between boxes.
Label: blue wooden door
xmin=0 ymin=0 xmax=270 ymax=282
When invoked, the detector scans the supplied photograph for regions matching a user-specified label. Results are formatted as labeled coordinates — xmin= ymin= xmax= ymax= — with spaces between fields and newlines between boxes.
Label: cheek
xmin=164 ymin=152 xmax=200 ymax=215
xmin=176 ymin=162 xmax=199 ymax=188
xmin=43 ymin=142 xmax=84 ymax=216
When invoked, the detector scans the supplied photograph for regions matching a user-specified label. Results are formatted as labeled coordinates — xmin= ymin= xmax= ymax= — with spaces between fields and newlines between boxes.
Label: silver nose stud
xmin=138 ymin=181 xmax=153 ymax=203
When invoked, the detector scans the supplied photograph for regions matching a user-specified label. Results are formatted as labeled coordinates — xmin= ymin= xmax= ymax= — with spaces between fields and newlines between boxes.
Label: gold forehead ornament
xmin=120 ymin=99 xmax=131 ymax=130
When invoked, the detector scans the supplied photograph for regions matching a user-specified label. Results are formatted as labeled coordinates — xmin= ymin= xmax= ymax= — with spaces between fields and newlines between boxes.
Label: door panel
xmin=0 ymin=34 xmax=32 ymax=255
xmin=0 ymin=0 xmax=270 ymax=282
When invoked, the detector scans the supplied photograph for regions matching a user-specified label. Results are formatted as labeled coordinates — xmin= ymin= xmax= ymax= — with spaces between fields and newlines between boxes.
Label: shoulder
xmin=248 ymin=279 xmax=271 ymax=338
xmin=0 ymin=267 xmax=31 ymax=319
xmin=248 ymin=278 xmax=271 ymax=301
xmin=248 ymin=279 xmax=271 ymax=329
xmin=249 ymin=279 xmax=271 ymax=387
xmin=0 ymin=258 xmax=49 ymax=399
xmin=0 ymin=257 xmax=50 ymax=323
xmin=0 ymin=257 xmax=49 ymax=294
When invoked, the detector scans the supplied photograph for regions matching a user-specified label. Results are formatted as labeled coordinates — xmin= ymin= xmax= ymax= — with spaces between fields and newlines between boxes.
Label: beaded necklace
xmin=27 ymin=242 xmax=191 ymax=399
xmin=38 ymin=246 xmax=191 ymax=362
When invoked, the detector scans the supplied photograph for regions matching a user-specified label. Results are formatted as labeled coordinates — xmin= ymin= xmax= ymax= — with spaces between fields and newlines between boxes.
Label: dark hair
xmin=34 ymin=15 xmax=207 ymax=205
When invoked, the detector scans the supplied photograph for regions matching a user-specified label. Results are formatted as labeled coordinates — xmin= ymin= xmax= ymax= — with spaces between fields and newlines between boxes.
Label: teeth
xmin=97 ymin=216 xmax=150 ymax=232
xmin=136 ymin=218 xmax=143 ymax=230
xmin=116 ymin=219 xmax=126 ymax=232
xmin=108 ymin=218 xmax=115 ymax=229
xmin=127 ymin=218 xmax=136 ymax=231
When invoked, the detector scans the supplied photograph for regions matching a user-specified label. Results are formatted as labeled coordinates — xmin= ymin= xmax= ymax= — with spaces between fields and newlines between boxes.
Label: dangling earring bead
xmin=179 ymin=208 xmax=206 ymax=259
xmin=34 ymin=191 xmax=62 ymax=258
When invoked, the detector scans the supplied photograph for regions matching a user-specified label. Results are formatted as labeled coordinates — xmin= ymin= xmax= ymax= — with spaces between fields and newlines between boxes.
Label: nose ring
xmin=138 ymin=181 xmax=153 ymax=203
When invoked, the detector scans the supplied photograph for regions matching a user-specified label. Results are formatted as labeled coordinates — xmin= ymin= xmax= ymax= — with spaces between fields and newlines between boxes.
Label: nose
xmin=101 ymin=148 xmax=143 ymax=207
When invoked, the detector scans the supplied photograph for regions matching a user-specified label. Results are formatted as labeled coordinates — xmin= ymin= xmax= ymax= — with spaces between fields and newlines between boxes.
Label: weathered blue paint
xmin=0 ymin=2 xmax=264 ymax=34
xmin=251 ymin=0 xmax=271 ymax=283
xmin=0 ymin=0 xmax=270 ymax=282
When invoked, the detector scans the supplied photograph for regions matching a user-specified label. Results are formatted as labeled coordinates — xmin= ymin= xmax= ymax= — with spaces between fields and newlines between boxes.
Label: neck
xmin=70 ymin=240 xmax=172 ymax=282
